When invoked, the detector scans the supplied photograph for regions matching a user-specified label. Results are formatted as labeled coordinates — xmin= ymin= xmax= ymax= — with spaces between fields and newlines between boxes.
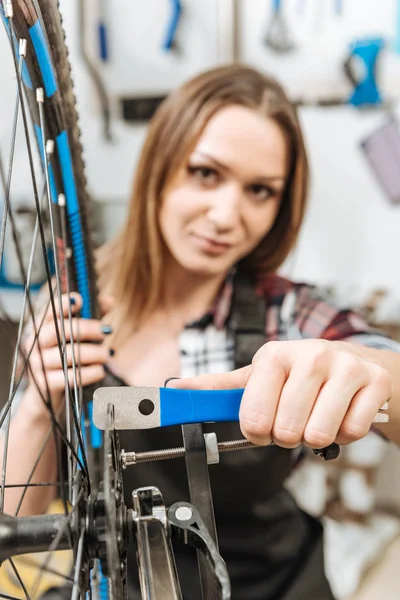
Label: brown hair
xmin=97 ymin=64 xmax=309 ymax=340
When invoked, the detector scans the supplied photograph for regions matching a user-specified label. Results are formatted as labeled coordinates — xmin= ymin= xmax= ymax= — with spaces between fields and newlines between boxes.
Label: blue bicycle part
xmin=344 ymin=37 xmax=384 ymax=107
xmin=162 ymin=0 xmax=182 ymax=51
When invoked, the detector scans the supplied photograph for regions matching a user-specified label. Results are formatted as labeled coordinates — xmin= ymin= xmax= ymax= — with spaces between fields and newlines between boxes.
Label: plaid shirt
xmin=179 ymin=273 xmax=400 ymax=378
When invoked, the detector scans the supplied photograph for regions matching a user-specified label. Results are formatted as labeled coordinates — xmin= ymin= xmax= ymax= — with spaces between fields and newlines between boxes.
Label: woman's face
xmin=159 ymin=105 xmax=288 ymax=277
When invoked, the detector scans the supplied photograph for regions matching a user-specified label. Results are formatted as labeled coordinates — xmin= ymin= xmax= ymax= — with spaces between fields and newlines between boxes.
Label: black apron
xmin=43 ymin=273 xmax=336 ymax=600
xmin=117 ymin=272 xmax=335 ymax=600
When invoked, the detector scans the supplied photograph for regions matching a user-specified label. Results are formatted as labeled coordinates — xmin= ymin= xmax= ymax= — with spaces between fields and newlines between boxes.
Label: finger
xmin=45 ymin=364 xmax=106 ymax=392
xmin=99 ymin=293 xmax=115 ymax=316
xmin=167 ymin=365 xmax=252 ymax=390
xmin=43 ymin=292 xmax=82 ymax=323
xmin=239 ymin=353 xmax=287 ymax=445
xmin=37 ymin=319 xmax=109 ymax=349
xmin=302 ymin=361 xmax=368 ymax=448
xmin=336 ymin=371 xmax=392 ymax=445
xmin=271 ymin=365 xmax=325 ymax=449
xmin=33 ymin=343 xmax=110 ymax=371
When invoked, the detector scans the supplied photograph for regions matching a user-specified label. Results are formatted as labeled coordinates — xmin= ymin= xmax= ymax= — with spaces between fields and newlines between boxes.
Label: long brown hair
xmin=97 ymin=64 xmax=309 ymax=340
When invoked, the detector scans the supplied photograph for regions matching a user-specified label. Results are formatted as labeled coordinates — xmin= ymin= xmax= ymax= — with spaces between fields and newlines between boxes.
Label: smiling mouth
xmin=191 ymin=233 xmax=233 ymax=255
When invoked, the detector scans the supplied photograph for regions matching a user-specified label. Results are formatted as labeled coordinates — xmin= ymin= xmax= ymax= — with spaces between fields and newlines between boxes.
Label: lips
xmin=191 ymin=233 xmax=233 ymax=255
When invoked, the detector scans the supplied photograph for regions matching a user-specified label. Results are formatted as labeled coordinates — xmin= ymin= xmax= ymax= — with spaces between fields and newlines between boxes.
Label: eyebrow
xmin=192 ymin=150 xmax=287 ymax=182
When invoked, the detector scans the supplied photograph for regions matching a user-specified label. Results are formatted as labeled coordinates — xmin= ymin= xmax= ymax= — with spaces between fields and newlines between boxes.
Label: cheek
xmin=160 ymin=188 xmax=205 ymax=235
xmin=159 ymin=193 xmax=185 ymax=237
xmin=243 ymin=203 xmax=280 ymax=246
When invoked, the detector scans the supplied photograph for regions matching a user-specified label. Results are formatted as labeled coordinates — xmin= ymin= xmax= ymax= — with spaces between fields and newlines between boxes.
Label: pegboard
xmin=1 ymin=0 xmax=400 ymax=307
xmin=56 ymin=0 xmax=400 ymax=202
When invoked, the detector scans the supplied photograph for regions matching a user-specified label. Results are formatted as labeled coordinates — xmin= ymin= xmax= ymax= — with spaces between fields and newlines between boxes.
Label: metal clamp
xmin=168 ymin=502 xmax=231 ymax=600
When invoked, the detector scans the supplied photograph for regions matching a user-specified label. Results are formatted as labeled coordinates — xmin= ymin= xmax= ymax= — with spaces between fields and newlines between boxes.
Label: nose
xmin=206 ymin=183 xmax=241 ymax=232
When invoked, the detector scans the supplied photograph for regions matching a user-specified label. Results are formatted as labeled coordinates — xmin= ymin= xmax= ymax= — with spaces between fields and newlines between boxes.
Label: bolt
xmin=122 ymin=438 xmax=274 ymax=467
xmin=175 ymin=506 xmax=193 ymax=521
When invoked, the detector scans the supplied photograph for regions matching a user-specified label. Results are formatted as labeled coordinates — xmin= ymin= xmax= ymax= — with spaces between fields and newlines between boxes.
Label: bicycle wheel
xmin=0 ymin=1 xmax=126 ymax=598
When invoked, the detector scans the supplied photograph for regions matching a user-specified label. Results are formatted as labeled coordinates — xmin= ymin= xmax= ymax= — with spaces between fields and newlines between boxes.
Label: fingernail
xmin=70 ymin=297 xmax=76 ymax=306
xmin=380 ymin=401 xmax=389 ymax=411
xmin=373 ymin=413 xmax=390 ymax=423
xmin=164 ymin=377 xmax=181 ymax=388
xmin=109 ymin=348 xmax=115 ymax=357
xmin=101 ymin=325 xmax=113 ymax=335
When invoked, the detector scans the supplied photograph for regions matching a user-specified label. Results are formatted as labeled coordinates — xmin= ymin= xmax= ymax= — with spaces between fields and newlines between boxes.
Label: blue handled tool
xmin=93 ymin=386 xmax=243 ymax=430
xmin=344 ymin=37 xmax=385 ymax=107
xmin=93 ymin=386 xmax=386 ymax=431
xmin=162 ymin=0 xmax=182 ymax=51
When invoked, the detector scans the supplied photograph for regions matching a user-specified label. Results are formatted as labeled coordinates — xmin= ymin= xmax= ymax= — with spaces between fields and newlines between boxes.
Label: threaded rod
xmin=121 ymin=439 xmax=274 ymax=468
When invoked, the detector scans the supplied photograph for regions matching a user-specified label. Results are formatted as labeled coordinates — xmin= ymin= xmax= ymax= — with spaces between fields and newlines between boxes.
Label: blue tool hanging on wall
xmin=343 ymin=37 xmax=385 ymax=107
xmin=334 ymin=0 xmax=343 ymax=16
xmin=97 ymin=0 xmax=109 ymax=62
xmin=265 ymin=0 xmax=295 ymax=53
xmin=162 ymin=0 xmax=183 ymax=51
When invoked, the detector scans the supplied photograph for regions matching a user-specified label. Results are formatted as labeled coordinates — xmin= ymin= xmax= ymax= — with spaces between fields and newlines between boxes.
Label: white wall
xmin=2 ymin=0 xmax=400 ymax=318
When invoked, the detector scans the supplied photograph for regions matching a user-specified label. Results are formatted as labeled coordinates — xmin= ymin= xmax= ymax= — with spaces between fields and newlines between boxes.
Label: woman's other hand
xmin=23 ymin=292 xmax=114 ymax=410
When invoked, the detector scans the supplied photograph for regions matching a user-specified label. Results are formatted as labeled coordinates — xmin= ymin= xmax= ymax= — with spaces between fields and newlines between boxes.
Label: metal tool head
xmin=93 ymin=387 xmax=161 ymax=430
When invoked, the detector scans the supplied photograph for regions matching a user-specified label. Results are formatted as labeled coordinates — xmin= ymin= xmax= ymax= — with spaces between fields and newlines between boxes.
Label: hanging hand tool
xmin=395 ymin=0 xmax=400 ymax=54
xmin=334 ymin=0 xmax=343 ymax=16
xmin=77 ymin=0 xmax=112 ymax=140
xmin=97 ymin=0 xmax=110 ymax=62
xmin=360 ymin=116 xmax=400 ymax=205
xmin=162 ymin=0 xmax=183 ymax=52
xmin=218 ymin=0 xmax=240 ymax=63
xmin=343 ymin=37 xmax=385 ymax=107
xmin=264 ymin=0 xmax=295 ymax=53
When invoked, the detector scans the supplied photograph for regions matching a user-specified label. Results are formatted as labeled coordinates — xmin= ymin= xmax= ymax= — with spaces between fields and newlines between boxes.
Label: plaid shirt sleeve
xmin=293 ymin=284 xmax=400 ymax=356
xmin=259 ymin=275 xmax=398 ymax=348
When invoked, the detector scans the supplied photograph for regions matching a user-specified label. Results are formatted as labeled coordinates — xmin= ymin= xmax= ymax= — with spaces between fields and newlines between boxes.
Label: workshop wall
xmin=3 ymin=0 xmax=400 ymax=318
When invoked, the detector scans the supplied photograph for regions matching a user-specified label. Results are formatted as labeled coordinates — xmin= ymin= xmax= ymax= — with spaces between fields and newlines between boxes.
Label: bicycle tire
xmin=9 ymin=0 xmax=98 ymax=318
xmin=0 ymin=1 xmax=124 ymax=598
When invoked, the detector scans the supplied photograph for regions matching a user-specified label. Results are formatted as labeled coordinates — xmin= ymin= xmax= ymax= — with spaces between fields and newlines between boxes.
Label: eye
xmin=248 ymin=183 xmax=276 ymax=202
xmin=187 ymin=165 xmax=219 ymax=185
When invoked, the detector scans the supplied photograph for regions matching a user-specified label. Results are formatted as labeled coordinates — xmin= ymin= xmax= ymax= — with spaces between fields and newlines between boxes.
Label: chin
xmin=181 ymin=257 xmax=231 ymax=277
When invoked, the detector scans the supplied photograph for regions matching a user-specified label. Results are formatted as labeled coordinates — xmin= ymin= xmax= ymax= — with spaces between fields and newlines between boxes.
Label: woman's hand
xmin=24 ymin=292 xmax=114 ymax=410
xmin=169 ymin=339 xmax=391 ymax=448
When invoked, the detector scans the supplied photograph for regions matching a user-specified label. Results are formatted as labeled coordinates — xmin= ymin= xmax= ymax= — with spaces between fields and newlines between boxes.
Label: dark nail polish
xmin=101 ymin=325 xmax=113 ymax=335
xmin=70 ymin=297 xmax=76 ymax=306
xmin=109 ymin=348 xmax=115 ymax=357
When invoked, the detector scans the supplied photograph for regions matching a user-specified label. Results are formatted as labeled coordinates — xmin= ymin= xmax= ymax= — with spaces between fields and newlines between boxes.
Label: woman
xmin=5 ymin=64 xmax=400 ymax=599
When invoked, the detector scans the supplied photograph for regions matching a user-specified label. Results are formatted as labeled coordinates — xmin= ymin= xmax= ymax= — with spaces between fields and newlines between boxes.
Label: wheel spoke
xmin=30 ymin=487 xmax=84 ymax=598
xmin=8 ymin=559 xmax=32 ymax=600
xmin=0 ymin=4 xmax=116 ymax=596
xmin=71 ymin=530 xmax=85 ymax=600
